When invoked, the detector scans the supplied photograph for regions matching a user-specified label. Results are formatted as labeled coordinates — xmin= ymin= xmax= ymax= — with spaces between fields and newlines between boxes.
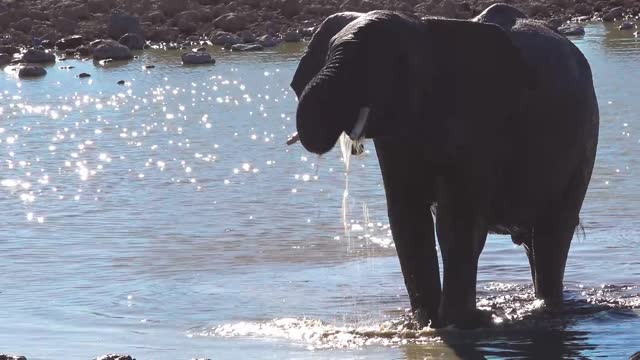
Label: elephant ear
xmin=290 ymin=12 xmax=363 ymax=98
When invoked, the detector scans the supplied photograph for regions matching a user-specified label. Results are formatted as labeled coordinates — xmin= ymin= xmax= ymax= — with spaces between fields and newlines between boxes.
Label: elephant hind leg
xmin=530 ymin=218 xmax=577 ymax=307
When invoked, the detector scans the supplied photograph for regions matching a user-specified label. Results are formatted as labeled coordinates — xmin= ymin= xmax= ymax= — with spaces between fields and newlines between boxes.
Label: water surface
xmin=0 ymin=24 xmax=639 ymax=359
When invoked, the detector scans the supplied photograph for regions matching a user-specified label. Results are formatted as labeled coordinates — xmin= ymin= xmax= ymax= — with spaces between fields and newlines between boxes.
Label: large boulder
xmin=176 ymin=10 xmax=200 ymax=33
xmin=238 ymin=30 xmax=256 ymax=43
xmin=56 ymin=35 xmax=84 ymax=50
xmin=181 ymin=52 xmax=216 ymax=64
xmin=147 ymin=11 xmax=165 ymax=24
xmin=160 ymin=0 xmax=187 ymax=16
xmin=119 ymin=33 xmax=144 ymax=49
xmin=213 ymin=13 xmax=248 ymax=32
xmin=0 ymin=45 xmax=20 ymax=55
xmin=0 ymin=354 xmax=27 ymax=360
xmin=19 ymin=65 xmax=47 ymax=77
xmin=22 ymin=49 xmax=55 ymax=63
xmin=92 ymin=40 xmax=133 ymax=60
xmin=108 ymin=13 xmax=143 ymax=39
xmin=94 ymin=355 xmax=135 ymax=360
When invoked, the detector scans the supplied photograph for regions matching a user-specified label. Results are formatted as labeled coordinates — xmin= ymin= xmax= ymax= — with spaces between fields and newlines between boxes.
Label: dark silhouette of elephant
xmin=289 ymin=6 xmax=599 ymax=328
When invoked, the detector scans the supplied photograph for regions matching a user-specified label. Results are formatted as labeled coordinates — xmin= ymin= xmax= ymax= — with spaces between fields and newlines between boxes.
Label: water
xmin=0 ymin=23 xmax=638 ymax=359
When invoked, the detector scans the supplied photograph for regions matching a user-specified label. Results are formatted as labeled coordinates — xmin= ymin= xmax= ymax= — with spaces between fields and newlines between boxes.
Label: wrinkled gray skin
xmin=290 ymin=6 xmax=599 ymax=328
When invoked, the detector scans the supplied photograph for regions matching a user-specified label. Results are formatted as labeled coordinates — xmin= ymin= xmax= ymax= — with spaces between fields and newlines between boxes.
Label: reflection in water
xmin=0 ymin=23 xmax=639 ymax=360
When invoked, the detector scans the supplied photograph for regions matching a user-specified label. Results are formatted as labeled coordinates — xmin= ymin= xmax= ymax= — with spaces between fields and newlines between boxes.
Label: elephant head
xmin=295 ymin=11 xmax=534 ymax=156
xmin=290 ymin=12 xmax=363 ymax=98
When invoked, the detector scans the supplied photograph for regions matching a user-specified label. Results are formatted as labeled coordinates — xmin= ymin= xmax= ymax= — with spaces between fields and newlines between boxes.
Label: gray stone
xmin=181 ymin=52 xmax=215 ymax=64
xmin=619 ymin=22 xmax=636 ymax=30
xmin=119 ymin=33 xmax=145 ymax=50
xmin=0 ymin=53 xmax=10 ymax=65
xmin=258 ymin=35 xmax=279 ymax=47
xmin=56 ymin=35 xmax=84 ymax=50
xmin=13 ymin=18 xmax=33 ymax=33
xmin=18 ymin=65 xmax=47 ymax=77
xmin=78 ymin=72 xmax=91 ymax=78
xmin=0 ymin=355 xmax=27 ymax=360
xmin=283 ymin=30 xmax=301 ymax=42
xmin=159 ymin=0 xmax=187 ymax=16
xmin=230 ymin=43 xmax=264 ymax=51
xmin=176 ymin=10 xmax=200 ymax=33
xmin=238 ymin=30 xmax=256 ymax=43
xmin=53 ymin=17 xmax=77 ymax=35
xmin=558 ymin=24 xmax=585 ymax=36
xmin=94 ymin=355 xmax=135 ymax=360
xmin=603 ymin=7 xmax=624 ymax=22
xmin=213 ymin=13 xmax=248 ymax=32
xmin=211 ymin=32 xmax=242 ymax=46
xmin=93 ymin=40 xmax=133 ymax=60
xmin=108 ymin=13 xmax=143 ymax=39
xmin=22 ymin=49 xmax=56 ymax=63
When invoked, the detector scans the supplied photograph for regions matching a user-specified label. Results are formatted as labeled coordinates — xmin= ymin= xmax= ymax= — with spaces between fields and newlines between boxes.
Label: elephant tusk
xmin=350 ymin=107 xmax=370 ymax=140
xmin=286 ymin=132 xmax=300 ymax=145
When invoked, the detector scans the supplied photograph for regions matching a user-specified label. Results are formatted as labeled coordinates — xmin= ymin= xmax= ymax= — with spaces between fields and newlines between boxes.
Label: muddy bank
xmin=0 ymin=0 xmax=638 ymax=49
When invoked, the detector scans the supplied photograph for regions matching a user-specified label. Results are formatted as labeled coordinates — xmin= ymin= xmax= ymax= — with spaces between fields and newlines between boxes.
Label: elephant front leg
xmin=374 ymin=140 xmax=441 ymax=328
xmin=435 ymin=179 xmax=491 ymax=329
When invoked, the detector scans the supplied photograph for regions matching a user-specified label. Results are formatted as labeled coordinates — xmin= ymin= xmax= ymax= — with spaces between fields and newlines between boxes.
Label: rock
xmin=119 ymin=33 xmax=145 ymax=50
xmin=299 ymin=27 xmax=315 ymax=37
xmin=282 ymin=0 xmax=300 ymax=18
xmin=0 ymin=53 xmax=10 ymax=65
xmin=547 ymin=17 xmax=564 ymax=29
xmin=181 ymin=52 xmax=215 ymax=64
xmin=13 ymin=18 xmax=33 ymax=33
xmin=0 ymin=45 xmax=19 ymax=55
xmin=603 ymin=7 xmax=624 ymax=22
xmin=258 ymin=34 xmax=279 ymax=47
xmin=53 ymin=18 xmax=78 ymax=35
xmin=0 ymin=355 xmax=27 ymax=360
xmin=93 ymin=40 xmax=133 ymax=60
xmin=94 ymin=355 xmax=135 ymax=360
xmin=89 ymin=0 xmax=112 ymax=13
xmin=619 ymin=21 xmax=636 ymax=30
xmin=22 ymin=49 xmax=55 ymax=63
xmin=230 ymin=43 xmax=264 ymax=51
xmin=18 ymin=65 xmax=47 ymax=77
xmin=283 ymin=30 xmax=301 ymax=42
xmin=76 ymin=46 xmax=91 ymax=56
xmin=60 ymin=4 xmax=90 ymax=20
xmin=78 ymin=72 xmax=91 ymax=78
xmin=147 ymin=11 xmax=165 ymax=24
xmin=64 ymin=48 xmax=76 ymax=56
xmin=144 ymin=64 xmax=155 ymax=69
xmin=117 ymin=80 xmax=125 ymax=85
xmin=176 ymin=10 xmax=200 ymax=33
xmin=630 ymin=351 xmax=640 ymax=360
xmin=213 ymin=13 xmax=248 ymax=32
xmin=28 ymin=10 xmax=49 ymax=21
xmin=108 ymin=13 xmax=143 ymax=39
xmin=573 ymin=3 xmax=592 ymax=16
xmin=160 ymin=0 xmax=187 ymax=16
xmin=59 ymin=65 xmax=75 ymax=69
xmin=211 ymin=31 xmax=242 ymax=46
xmin=238 ymin=30 xmax=256 ymax=43
xmin=89 ymin=39 xmax=105 ymax=49
xmin=558 ymin=23 xmax=585 ymax=35
xmin=56 ymin=35 xmax=84 ymax=50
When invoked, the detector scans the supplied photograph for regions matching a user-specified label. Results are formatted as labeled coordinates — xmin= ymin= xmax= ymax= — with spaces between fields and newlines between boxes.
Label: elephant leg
xmin=435 ymin=177 xmax=491 ymax=329
xmin=374 ymin=139 xmax=441 ymax=327
xmin=531 ymin=218 xmax=576 ymax=308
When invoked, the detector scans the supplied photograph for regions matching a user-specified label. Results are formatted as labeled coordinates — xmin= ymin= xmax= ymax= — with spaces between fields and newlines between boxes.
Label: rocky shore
xmin=0 ymin=0 xmax=639 ymax=52
xmin=1 ymin=354 xmax=212 ymax=360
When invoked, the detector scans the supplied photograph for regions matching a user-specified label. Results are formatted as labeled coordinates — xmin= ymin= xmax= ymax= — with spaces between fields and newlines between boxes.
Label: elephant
xmin=288 ymin=7 xmax=599 ymax=328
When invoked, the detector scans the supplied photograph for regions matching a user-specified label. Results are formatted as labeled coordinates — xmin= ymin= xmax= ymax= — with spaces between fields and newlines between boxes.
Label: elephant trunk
xmin=296 ymin=44 xmax=364 ymax=155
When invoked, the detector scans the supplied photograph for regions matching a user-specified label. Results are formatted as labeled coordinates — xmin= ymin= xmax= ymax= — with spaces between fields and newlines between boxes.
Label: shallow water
xmin=0 ymin=23 xmax=639 ymax=359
